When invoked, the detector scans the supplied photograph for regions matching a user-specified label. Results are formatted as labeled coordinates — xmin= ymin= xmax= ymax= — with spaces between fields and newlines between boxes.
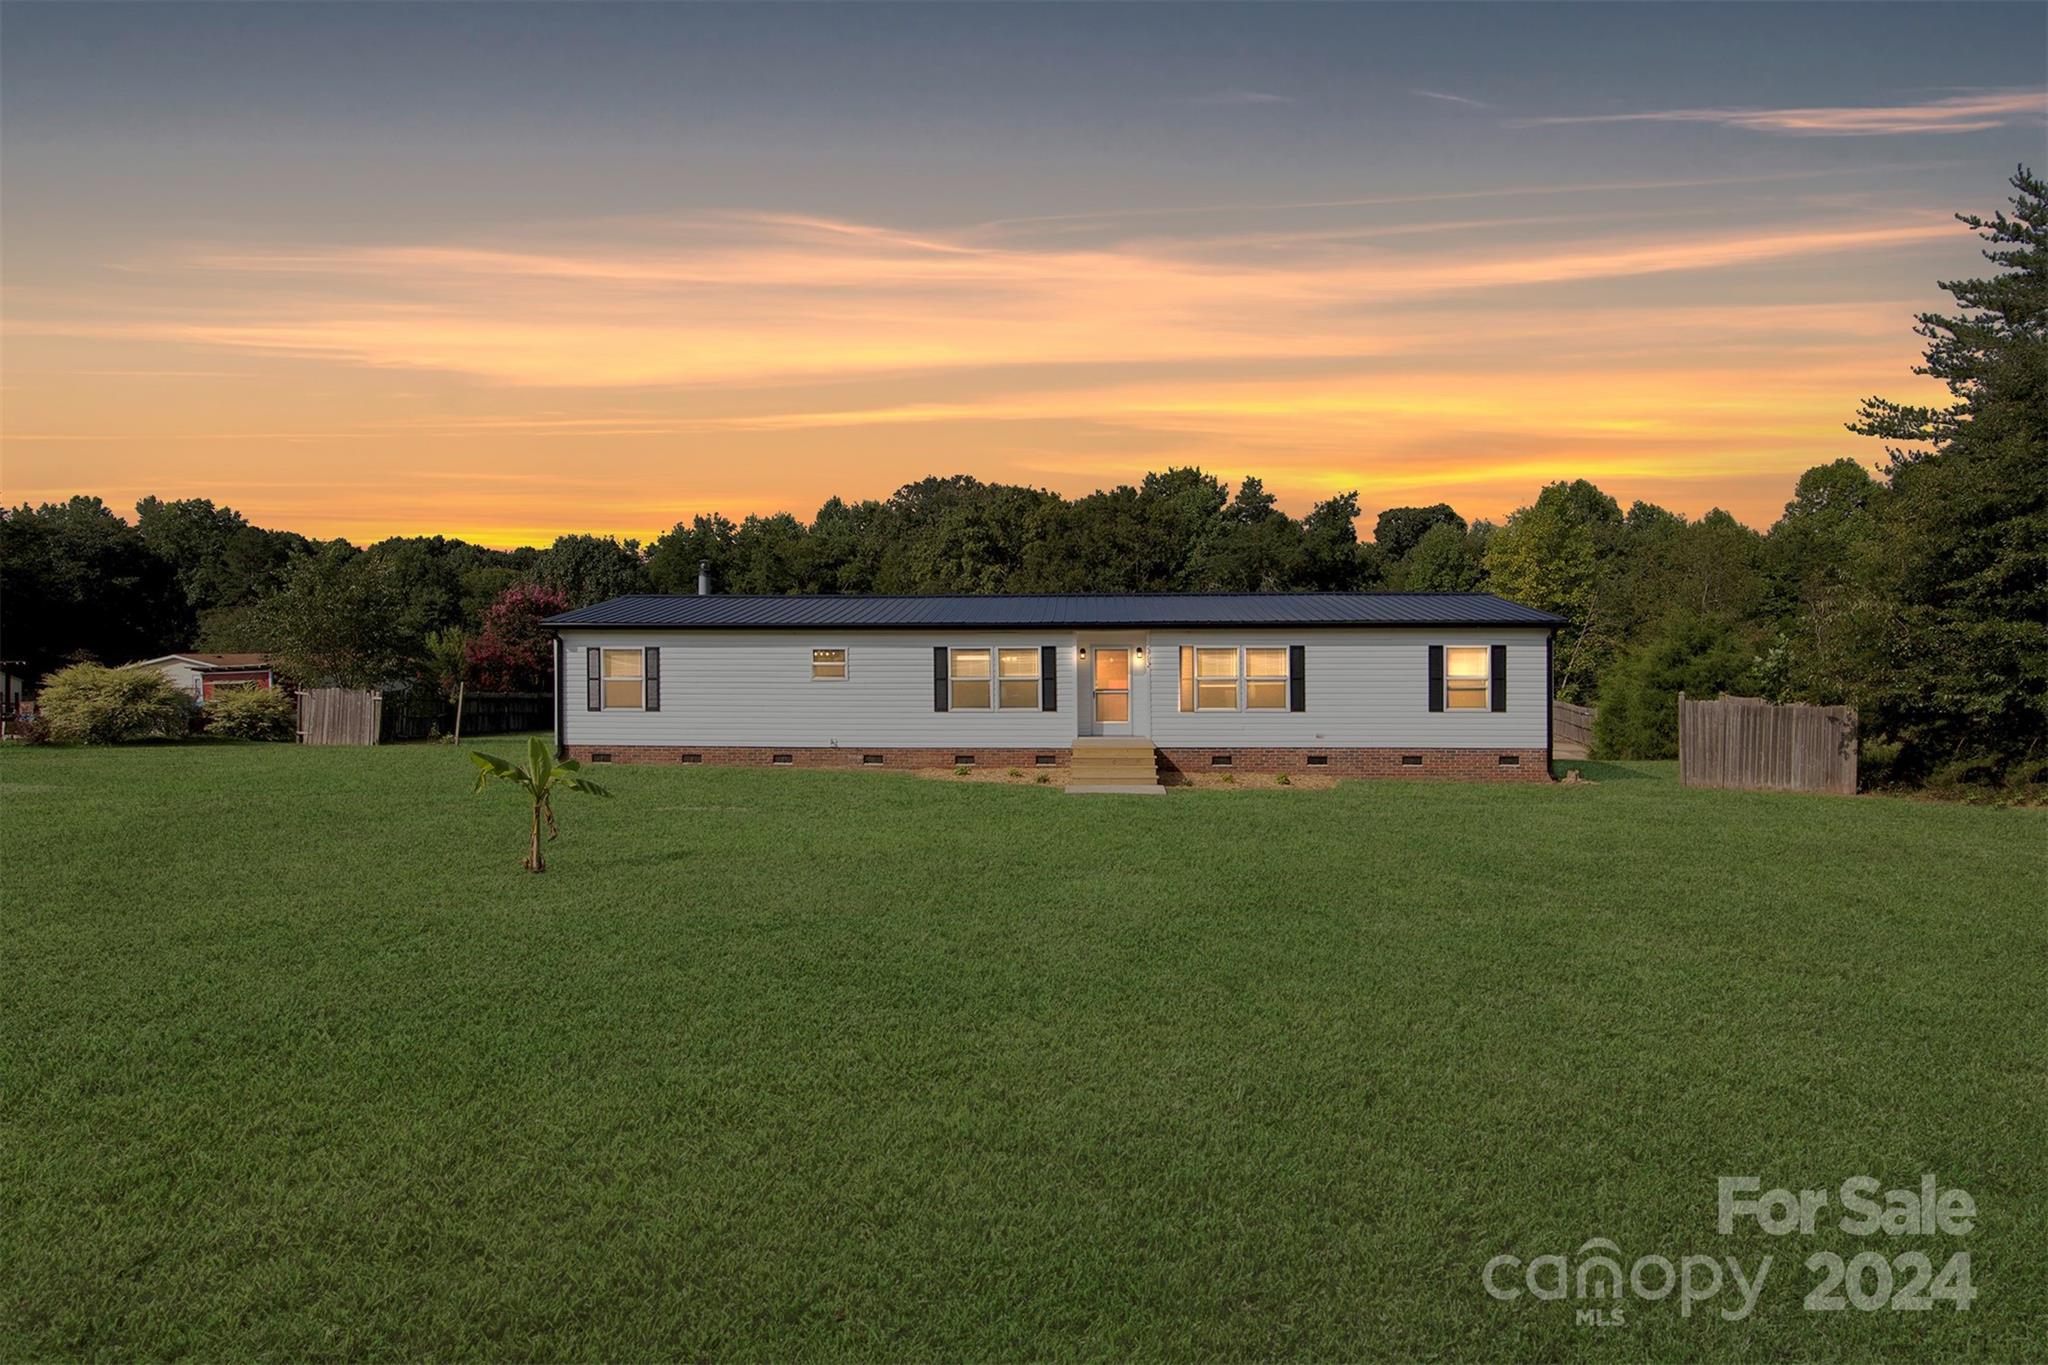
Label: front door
xmin=1091 ymin=646 xmax=1132 ymax=735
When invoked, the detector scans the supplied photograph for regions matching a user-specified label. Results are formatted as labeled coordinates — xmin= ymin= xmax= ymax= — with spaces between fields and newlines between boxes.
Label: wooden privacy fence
xmin=1679 ymin=693 xmax=1858 ymax=795
xmin=1552 ymin=701 xmax=1596 ymax=755
xmin=298 ymin=686 xmax=551 ymax=745
xmin=457 ymin=691 xmax=552 ymax=737
xmin=297 ymin=688 xmax=381 ymax=746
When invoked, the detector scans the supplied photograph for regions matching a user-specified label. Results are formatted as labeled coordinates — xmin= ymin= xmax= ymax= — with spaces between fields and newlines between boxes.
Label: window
xmin=1245 ymin=648 xmax=1289 ymax=710
xmin=950 ymin=649 xmax=991 ymax=709
xmin=1195 ymin=648 xmax=1240 ymax=710
xmin=812 ymin=648 xmax=847 ymax=680
xmin=601 ymin=648 xmax=645 ymax=709
xmin=998 ymin=648 xmax=1040 ymax=709
xmin=1445 ymin=646 xmax=1490 ymax=710
xmin=1185 ymin=646 xmax=1292 ymax=711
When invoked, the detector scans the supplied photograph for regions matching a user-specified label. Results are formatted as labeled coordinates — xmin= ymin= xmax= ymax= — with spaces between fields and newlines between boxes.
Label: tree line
xmin=2 ymin=169 xmax=2040 ymax=787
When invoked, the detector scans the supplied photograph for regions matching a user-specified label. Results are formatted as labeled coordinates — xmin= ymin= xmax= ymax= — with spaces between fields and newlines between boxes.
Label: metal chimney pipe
xmin=697 ymin=560 xmax=711 ymax=596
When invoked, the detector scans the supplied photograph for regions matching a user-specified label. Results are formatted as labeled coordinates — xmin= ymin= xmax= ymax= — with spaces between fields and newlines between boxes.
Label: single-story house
xmin=129 ymin=653 xmax=278 ymax=702
xmin=546 ymin=592 xmax=1564 ymax=787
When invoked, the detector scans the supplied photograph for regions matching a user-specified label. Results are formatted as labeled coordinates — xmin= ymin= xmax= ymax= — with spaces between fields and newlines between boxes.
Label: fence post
xmin=1676 ymin=691 xmax=1686 ymax=786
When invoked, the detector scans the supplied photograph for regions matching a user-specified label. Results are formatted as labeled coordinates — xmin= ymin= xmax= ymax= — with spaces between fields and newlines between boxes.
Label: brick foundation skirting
xmin=1154 ymin=746 xmax=1550 ymax=782
xmin=563 ymin=743 xmax=1551 ymax=781
xmin=564 ymin=744 xmax=1062 ymax=770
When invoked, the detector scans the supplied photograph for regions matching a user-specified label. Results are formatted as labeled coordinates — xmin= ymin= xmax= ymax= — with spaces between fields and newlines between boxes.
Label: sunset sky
xmin=4 ymin=3 xmax=2043 ymax=548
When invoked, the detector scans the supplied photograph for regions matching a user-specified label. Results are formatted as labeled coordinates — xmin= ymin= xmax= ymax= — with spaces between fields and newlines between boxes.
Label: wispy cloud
xmin=1515 ymin=87 xmax=2046 ymax=136
xmin=1184 ymin=88 xmax=1293 ymax=107
xmin=1412 ymin=89 xmax=1492 ymax=110
xmin=16 ymin=208 xmax=1958 ymax=393
xmin=970 ymin=162 xmax=1958 ymax=232
xmin=7 ymin=190 xmax=1964 ymax=542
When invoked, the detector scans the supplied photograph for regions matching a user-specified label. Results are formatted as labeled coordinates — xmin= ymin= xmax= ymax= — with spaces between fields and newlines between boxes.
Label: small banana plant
xmin=469 ymin=735 xmax=612 ymax=872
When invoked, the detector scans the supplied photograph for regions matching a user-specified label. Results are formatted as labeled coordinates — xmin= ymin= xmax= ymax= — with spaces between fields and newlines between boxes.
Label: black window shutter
xmin=1490 ymin=643 xmax=1507 ymax=713
xmin=1427 ymin=644 xmax=1444 ymax=713
xmin=1040 ymin=644 xmax=1057 ymax=711
xmin=587 ymin=647 xmax=603 ymax=711
xmin=1288 ymin=644 xmax=1306 ymax=712
xmin=644 ymin=645 xmax=661 ymax=712
xmin=933 ymin=646 xmax=949 ymax=712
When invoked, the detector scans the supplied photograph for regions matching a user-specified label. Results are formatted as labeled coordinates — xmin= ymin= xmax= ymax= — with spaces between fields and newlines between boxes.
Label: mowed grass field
xmin=3 ymin=738 xmax=2043 ymax=1361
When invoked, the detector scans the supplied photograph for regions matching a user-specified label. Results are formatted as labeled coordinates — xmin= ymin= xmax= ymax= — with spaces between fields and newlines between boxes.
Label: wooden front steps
xmin=1065 ymin=736 xmax=1165 ymax=794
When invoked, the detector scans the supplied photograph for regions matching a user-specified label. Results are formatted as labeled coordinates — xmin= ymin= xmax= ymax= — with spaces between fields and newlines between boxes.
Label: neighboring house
xmin=129 ymin=653 xmax=278 ymax=703
xmin=546 ymin=593 xmax=1565 ymax=788
xmin=1 ymin=666 xmax=28 ymax=719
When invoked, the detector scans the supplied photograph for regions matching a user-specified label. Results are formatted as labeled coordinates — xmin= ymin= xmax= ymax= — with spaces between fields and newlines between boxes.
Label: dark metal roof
xmin=547 ymin=592 xmax=1563 ymax=631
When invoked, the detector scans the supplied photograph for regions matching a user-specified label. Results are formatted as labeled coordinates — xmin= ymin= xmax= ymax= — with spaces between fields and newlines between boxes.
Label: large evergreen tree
xmin=1845 ymin=166 xmax=2048 ymax=779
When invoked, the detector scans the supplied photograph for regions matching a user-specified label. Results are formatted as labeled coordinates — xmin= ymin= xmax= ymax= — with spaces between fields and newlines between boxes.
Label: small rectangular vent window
xmin=1306 ymin=754 xmax=1329 ymax=767
xmin=954 ymin=754 xmax=976 ymax=766
xmin=861 ymin=754 xmax=885 ymax=766
xmin=1210 ymin=753 xmax=1233 ymax=767
xmin=1498 ymin=754 xmax=1521 ymax=766
xmin=591 ymin=752 xmax=614 ymax=763
xmin=771 ymin=753 xmax=794 ymax=766
xmin=679 ymin=753 xmax=702 ymax=764
xmin=1034 ymin=754 xmax=1056 ymax=767
xmin=1400 ymin=754 xmax=1424 ymax=767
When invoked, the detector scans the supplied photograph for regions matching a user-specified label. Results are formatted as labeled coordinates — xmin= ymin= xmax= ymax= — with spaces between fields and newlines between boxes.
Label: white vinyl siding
xmin=1149 ymin=628 xmax=1548 ymax=748
xmin=558 ymin=626 xmax=1549 ymax=751
xmin=561 ymin=631 xmax=1073 ymax=749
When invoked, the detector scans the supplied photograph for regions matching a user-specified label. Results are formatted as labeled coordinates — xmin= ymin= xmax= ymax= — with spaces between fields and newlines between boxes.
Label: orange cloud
xmin=17 ymin=210 xmax=1959 ymax=392
xmin=2 ymin=195 xmax=1962 ymax=544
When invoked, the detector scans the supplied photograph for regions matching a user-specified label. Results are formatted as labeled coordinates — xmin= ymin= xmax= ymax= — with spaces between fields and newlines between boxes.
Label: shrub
xmin=1007 ymin=767 xmax=1023 ymax=778
xmin=205 ymin=686 xmax=297 ymax=741
xmin=1594 ymin=613 xmax=1759 ymax=760
xmin=1926 ymin=754 xmax=2004 ymax=791
xmin=1276 ymin=773 xmax=1291 ymax=786
xmin=954 ymin=764 xmax=971 ymax=777
xmin=1859 ymin=735 xmax=1907 ymax=787
xmin=38 ymin=664 xmax=195 ymax=745
xmin=7 ymin=712 xmax=52 ymax=745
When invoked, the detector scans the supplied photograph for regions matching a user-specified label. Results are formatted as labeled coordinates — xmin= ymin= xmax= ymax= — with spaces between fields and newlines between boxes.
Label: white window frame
xmin=1244 ymin=647 xmax=1289 ymax=711
xmin=1183 ymin=645 xmax=1292 ymax=712
xmin=1444 ymin=644 xmax=1491 ymax=712
xmin=811 ymin=647 xmax=848 ymax=681
xmin=1192 ymin=647 xmax=1241 ymax=712
xmin=949 ymin=647 xmax=993 ymax=710
xmin=997 ymin=647 xmax=1041 ymax=711
xmin=601 ymin=647 xmax=646 ymax=711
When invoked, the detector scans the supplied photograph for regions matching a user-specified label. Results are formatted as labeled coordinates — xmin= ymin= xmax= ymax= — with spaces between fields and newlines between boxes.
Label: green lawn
xmin=3 ymin=739 xmax=2043 ymax=1361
